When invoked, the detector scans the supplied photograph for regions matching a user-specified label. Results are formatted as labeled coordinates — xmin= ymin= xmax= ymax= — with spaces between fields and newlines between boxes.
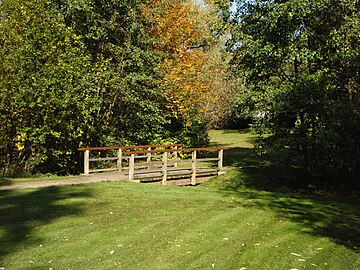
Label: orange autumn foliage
xmin=144 ymin=0 xmax=209 ymax=121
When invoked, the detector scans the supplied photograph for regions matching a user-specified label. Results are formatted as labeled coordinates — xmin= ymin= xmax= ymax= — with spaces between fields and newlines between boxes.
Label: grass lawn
xmin=0 ymin=130 xmax=359 ymax=269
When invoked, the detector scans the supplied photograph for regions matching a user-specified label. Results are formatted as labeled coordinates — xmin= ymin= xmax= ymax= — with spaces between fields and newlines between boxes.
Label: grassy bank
xmin=0 ymin=130 xmax=359 ymax=269
xmin=1 ymin=181 xmax=359 ymax=269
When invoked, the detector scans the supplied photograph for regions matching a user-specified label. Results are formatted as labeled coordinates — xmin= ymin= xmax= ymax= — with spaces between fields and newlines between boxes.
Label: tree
xmin=144 ymin=0 xmax=233 ymax=145
xmin=0 ymin=0 xmax=169 ymax=174
xmin=55 ymin=0 xmax=169 ymax=144
xmin=228 ymin=0 xmax=360 ymax=188
xmin=0 ymin=0 xmax=232 ymax=175
xmin=0 ymin=0 xmax=99 ymax=174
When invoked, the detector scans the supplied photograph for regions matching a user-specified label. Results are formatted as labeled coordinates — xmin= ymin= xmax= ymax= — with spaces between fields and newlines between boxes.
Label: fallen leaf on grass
xmin=316 ymin=247 xmax=323 ymax=251
xmin=110 ymin=250 xmax=115 ymax=255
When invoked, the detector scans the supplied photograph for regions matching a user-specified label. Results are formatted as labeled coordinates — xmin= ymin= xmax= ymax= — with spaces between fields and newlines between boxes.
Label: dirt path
xmin=0 ymin=172 xmax=127 ymax=191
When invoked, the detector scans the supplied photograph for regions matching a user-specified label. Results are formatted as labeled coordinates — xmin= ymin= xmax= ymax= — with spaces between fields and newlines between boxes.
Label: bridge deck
xmin=0 ymin=170 xmax=216 ymax=191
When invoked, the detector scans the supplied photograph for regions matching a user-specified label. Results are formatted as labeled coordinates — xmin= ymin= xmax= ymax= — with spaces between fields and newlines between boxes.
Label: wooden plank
xmin=167 ymin=171 xmax=192 ymax=176
xmin=89 ymin=168 xmax=118 ymax=173
xmin=130 ymin=168 xmax=163 ymax=174
xmin=133 ymin=155 xmax=150 ymax=159
xmin=124 ymin=147 xmax=230 ymax=155
xmin=165 ymin=167 xmax=192 ymax=172
xmin=134 ymin=173 xmax=163 ymax=179
xmin=79 ymin=146 xmax=122 ymax=151
xmin=168 ymin=159 xmax=191 ymax=164
xmin=119 ymin=144 xmax=182 ymax=150
xmin=78 ymin=144 xmax=182 ymax=151
xmin=89 ymin=157 xmax=118 ymax=162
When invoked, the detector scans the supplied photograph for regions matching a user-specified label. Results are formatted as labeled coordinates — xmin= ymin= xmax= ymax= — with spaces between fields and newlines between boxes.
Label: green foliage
xmin=54 ymin=0 xmax=170 ymax=143
xmin=228 ymin=0 xmax=360 ymax=187
xmin=1 ymin=0 xmax=212 ymax=175
xmin=0 ymin=0 xmax=99 ymax=174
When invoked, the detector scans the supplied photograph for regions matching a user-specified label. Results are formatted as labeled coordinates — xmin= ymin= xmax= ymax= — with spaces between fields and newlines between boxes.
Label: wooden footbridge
xmin=78 ymin=144 xmax=229 ymax=186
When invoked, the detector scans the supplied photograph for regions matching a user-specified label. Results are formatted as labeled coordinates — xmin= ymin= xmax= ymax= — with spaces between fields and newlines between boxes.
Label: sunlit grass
xmin=0 ymin=182 xmax=359 ymax=269
xmin=0 ymin=130 xmax=359 ymax=269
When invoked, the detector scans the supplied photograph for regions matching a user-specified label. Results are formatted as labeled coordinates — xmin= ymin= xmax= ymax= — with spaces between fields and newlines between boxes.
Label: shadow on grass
xmin=0 ymin=186 xmax=92 ymax=261
xmin=207 ymin=147 xmax=360 ymax=251
xmin=210 ymin=168 xmax=360 ymax=250
xmin=230 ymin=189 xmax=360 ymax=251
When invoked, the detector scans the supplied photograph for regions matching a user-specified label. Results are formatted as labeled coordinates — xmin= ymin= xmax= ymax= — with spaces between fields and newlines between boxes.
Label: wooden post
xmin=117 ymin=148 xmax=122 ymax=172
xmin=84 ymin=150 xmax=90 ymax=175
xmin=174 ymin=145 xmax=178 ymax=167
xmin=162 ymin=152 xmax=168 ymax=185
xmin=191 ymin=150 xmax=197 ymax=185
xmin=129 ymin=154 xmax=135 ymax=181
xmin=218 ymin=149 xmax=224 ymax=175
xmin=147 ymin=147 xmax=152 ymax=163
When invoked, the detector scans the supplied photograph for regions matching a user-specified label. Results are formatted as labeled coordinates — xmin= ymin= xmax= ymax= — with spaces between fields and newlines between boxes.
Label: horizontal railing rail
xmin=78 ymin=144 xmax=182 ymax=175
xmin=78 ymin=144 xmax=182 ymax=151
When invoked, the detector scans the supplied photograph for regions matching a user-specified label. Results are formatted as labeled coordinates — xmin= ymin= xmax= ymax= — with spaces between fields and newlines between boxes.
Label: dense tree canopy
xmin=144 ymin=0 xmax=232 ymax=144
xmin=1 ymin=0 xmax=228 ymax=174
xmin=228 ymin=0 xmax=360 ymax=187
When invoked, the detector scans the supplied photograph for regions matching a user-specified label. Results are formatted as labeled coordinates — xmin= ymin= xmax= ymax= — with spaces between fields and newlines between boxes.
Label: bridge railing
xmin=78 ymin=144 xmax=182 ymax=175
xmin=124 ymin=147 xmax=230 ymax=185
